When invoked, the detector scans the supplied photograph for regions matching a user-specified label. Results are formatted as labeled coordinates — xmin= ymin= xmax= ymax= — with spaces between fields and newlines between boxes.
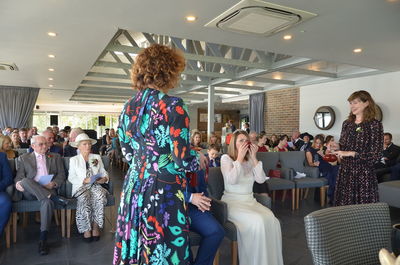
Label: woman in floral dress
xmin=334 ymin=90 xmax=383 ymax=206
xmin=113 ymin=44 xmax=206 ymax=265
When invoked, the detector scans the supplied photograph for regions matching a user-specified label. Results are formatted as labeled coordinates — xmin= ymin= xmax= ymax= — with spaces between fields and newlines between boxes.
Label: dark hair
xmin=384 ymin=132 xmax=392 ymax=139
xmin=132 ymin=44 xmax=186 ymax=92
xmin=315 ymin=134 xmax=325 ymax=143
xmin=208 ymin=144 xmax=220 ymax=152
xmin=347 ymin=90 xmax=377 ymax=122
xmin=325 ymin=135 xmax=334 ymax=144
xmin=279 ymin=134 xmax=289 ymax=142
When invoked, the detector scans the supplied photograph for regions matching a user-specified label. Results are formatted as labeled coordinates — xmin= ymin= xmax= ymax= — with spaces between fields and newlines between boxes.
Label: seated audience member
xmin=270 ymin=134 xmax=279 ymax=148
xmin=289 ymin=130 xmax=304 ymax=151
xmin=274 ymin=135 xmax=289 ymax=152
xmin=2 ymin=127 xmax=12 ymax=136
xmin=57 ymin=129 xmax=68 ymax=143
xmin=68 ymin=134 xmax=109 ymax=242
xmin=29 ymin=130 xmax=63 ymax=156
xmin=185 ymin=147 xmax=224 ymax=265
xmin=243 ymin=122 xmax=250 ymax=134
xmin=19 ymin=128 xmax=31 ymax=148
xmin=191 ymin=131 xmax=206 ymax=150
xmin=99 ymin=128 xmax=110 ymax=155
xmin=323 ymin=135 xmax=336 ymax=153
xmin=375 ymin=133 xmax=400 ymax=169
xmin=0 ymin=135 xmax=18 ymax=159
xmin=220 ymin=130 xmax=283 ymax=265
xmin=257 ymin=132 xmax=269 ymax=152
xmin=52 ymin=126 xmax=60 ymax=142
xmin=63 ymin=128 xmax=84 ymax=157
xmin=0 ymin=151 xmax=13 ymax=236
xmin=31 ymin=127 xmax=38 ymax=136
xmin=207 ymin=132 xmax=220 ymax=149
xmin=299 ymin=132 xmax=313 ymax=151
xmin=15 ymin=135 xmax=67 ymax=255
xmin=10 ymin=131 xmax=21 ymax=149
xmin=248 ymin=131 xmax=258 ymax=145
xmin=306 ymin=135 xmax=339 ymax=204
xmin=206 ymin=144 xmax=221 ymax=167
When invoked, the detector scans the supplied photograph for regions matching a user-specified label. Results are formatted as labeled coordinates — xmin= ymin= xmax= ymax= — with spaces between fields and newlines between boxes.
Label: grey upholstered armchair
xmin=304 ymin=202 xmax=392 ymax=265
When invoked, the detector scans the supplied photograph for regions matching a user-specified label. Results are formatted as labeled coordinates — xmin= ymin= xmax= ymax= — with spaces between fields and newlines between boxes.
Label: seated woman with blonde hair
xmin=68 ymin=133 xmax=109 ymax=242
xmin=220 ymin=130 xmax=283 ymax=265
xmin=0 ymin=135 xmax=18 ymax=159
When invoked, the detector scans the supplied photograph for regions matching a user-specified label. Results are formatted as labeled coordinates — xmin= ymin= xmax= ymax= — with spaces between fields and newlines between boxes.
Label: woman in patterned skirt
xmin=68 ymin=133 xmax=109 ymax=242
xmin=114 ymin=44 xmax=207 ymax=265
xmin=334 ymin=90 xmax=383 ymax=206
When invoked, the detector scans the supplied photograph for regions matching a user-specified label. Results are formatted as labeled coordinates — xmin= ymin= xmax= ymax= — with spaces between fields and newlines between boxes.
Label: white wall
xmin=300 ymin=71 xmax=400 ymax=143
xmin=187 ymin=105 xmax=198 ymax=130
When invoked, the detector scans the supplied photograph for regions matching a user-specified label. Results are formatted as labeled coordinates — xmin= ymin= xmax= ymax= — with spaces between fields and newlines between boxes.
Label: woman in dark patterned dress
xmin=113 ymin=44 xmax=207 ymax=265
xmin=334 ymin=90 xmax=383 ymax=206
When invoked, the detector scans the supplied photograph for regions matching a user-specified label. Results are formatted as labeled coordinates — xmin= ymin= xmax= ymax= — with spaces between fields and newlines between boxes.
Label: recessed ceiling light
xmin=48 ymin=54 xmax=55 ymax=58
xmin=246 ymin=81 xmax=254 ymax=86
xmin=48 ymin=68 xmax=55 ymax=72
xmin=273 ymin=74 xmax=282 ymax=80
xmin=353 ymin=48 xmax=363 ymax=53
xmin=47 ymin=32 xmax=57 ymax=37
xmin=49 ymin=84 xmax=54 ymax=88
xmin=185 ymin=15 xmax=197 ymax=22
xmin=48 ymin=77 xmax=54 ymax=81
xmin=283 ymin=35 xmax=292 ymax=40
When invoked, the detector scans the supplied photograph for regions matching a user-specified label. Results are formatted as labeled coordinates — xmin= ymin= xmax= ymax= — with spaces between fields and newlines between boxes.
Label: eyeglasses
xmin=34 ymin=142 xmax=47 ymax=146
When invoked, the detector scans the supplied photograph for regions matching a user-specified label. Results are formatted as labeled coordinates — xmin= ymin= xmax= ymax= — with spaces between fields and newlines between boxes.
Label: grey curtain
xmin=0 ymin=86 xmax=39 ymax=128
xmin=249 ymin=93 xmax=265 ymax=133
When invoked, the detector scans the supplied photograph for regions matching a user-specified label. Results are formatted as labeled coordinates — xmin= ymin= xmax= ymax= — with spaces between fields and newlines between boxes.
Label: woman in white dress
xmin=220 ymin=130 xmax=283 ymax=265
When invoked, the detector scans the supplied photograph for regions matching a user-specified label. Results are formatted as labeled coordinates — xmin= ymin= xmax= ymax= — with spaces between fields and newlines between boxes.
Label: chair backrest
xmin=256 ymin=152 xmax=279 ymax=173
xmin=304 ymin=203 xmax=391 ymax=265
xmin=279 ymin=151 xmax=306 ymax=172
xmin=207 ymin=167 xmax=225 ymax=200
xmin=101 ymin=155 xmax=110 ymax=171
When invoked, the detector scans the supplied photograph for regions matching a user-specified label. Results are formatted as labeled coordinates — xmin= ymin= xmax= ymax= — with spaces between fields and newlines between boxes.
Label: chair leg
xmin=291 ymin=189 xmax=295 ymax=211
xmin=213 ymin=249 xmax=220 ymax=265
xmin=12 ymin=212 xmax=17 ymax=243
xmin=272 ymin=190 xmax=276 ymax=203
xmin=320 ymin=186 xmax=326 ymax=207
xmin=303 ymin=188 xmax=309 ymax=199
xmin=231 ymin=241 xmax=238 ymax=265
xmin=71 ymin=210 xmax=76 ymax=225
xmin=61 ymin=209 xmax=66 ymax=237
xmin=281 ymin=190 xmax=287 ymax=203
xmin=22 ymin=212 xmax=28 ymax=228
xmin=66 ymin=209 xmax=72 ymax=238
xmin=54 ymin=210 xmax=60 ymax=226
xmin=5 ymin=219 xmax=11 ymax=248
xmin=296 ymin=189 xmax=300 ymax=210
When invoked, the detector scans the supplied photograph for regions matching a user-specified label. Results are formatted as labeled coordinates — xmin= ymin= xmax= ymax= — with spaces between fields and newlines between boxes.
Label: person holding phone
xmin=334 ymin=90 xmax=383 ymax=206
xmin=68 ymin=133 xmax=109 ymax=242
xmin=220 ymin=130 xmax=283 ymax=265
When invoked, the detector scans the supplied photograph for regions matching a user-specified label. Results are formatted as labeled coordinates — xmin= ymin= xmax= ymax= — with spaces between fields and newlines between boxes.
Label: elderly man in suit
xmin=15 ymin=135 xmax=67 ymax=255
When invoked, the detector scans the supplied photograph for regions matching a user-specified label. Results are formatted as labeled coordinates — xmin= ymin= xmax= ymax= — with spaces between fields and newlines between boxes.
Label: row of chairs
xmin=3 ymin=156 xmax=116 ymax=248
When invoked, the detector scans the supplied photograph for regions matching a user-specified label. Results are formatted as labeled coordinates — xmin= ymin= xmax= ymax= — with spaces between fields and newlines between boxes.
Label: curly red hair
xmin=131 ymin=44 xmax=186 ymax=92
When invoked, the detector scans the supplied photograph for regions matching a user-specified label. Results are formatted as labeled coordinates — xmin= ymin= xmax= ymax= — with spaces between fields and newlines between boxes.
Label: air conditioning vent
xmin=0 ymin=62 xmax=19 ymax=71
xmin=205 ymin=0 xmax=317 ymax=37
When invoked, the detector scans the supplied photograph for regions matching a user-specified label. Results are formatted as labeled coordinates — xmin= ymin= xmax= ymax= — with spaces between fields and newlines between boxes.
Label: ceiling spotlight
xmin=48 ymin=54 xmax=55 ymax=58
xmin=48 ymin=77 xmax=54 ymax=81
xmin=48 ymin=68 xmax=55 ymax=72
xmin=273 ymin=74 xmax=282 ymax=80
xmin=246 ymin=81 xmax=254 ymax=86
xmin=49 ymin=84 xmax=54 ymax=88
xmin=185 ymin=15 xmax=197 ymax=22
xmin=283 ymin=35 xmax=292 ymax=40
xmin=353 ymin=48 xmax=363 ymax=53
xmin=47 ymin=32 xmax=57 ymax=37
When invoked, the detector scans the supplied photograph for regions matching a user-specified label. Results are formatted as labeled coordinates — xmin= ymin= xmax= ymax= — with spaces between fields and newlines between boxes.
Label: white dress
xmin=220 ymin=154 xmax=283 ymax=265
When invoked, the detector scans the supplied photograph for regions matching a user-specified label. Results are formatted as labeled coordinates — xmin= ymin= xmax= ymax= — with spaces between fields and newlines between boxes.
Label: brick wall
xmin=264 ymin=87 xmax=299 ymax=136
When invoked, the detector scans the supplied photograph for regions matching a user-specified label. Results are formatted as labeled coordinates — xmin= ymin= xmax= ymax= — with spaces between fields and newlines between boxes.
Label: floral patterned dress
xmin=113 ymin=88 xmax=200 ymax=265
xmin=334 ymin=119 xmax=383 ymax=206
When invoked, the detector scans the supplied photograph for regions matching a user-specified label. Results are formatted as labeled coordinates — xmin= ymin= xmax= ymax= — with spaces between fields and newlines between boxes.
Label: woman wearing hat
xmin=68 ymin=133 xmax=109 ymax=242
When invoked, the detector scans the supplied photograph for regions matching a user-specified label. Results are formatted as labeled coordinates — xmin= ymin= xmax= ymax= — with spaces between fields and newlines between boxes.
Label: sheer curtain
xmin=249 ymin=93 xmax=265 ymax=133
xmin=0 ymin=86 xmax=39 ymax=128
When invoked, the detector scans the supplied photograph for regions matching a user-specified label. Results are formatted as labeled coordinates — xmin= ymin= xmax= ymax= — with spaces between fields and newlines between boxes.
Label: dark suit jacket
xmin=383 ymin=143 xmax=400 ymax=167
xmin=64 ymin=144 xmax=99 ymax=157
xmin=293 ymin=138 xmax=305 ymax=150
xmin=15 ymin=152 xmax=65 ymax=188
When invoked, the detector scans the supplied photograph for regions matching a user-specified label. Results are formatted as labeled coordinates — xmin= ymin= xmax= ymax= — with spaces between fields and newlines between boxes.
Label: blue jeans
xmin=0 ymin=192 xmax=11 ymax=235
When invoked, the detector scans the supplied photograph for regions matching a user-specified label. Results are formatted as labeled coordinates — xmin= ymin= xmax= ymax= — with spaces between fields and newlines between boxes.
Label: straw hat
xmin=69 ymin=133 xmax=97 ymax=148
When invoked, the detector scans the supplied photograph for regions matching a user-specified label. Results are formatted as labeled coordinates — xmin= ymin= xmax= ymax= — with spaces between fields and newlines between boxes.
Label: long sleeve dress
xmin=334 ymin=119 xmax=383 ymax=206
xmin=220 ymin=154 xmax=283 ymax=265
xmin=114 ymin=88 xmax=200 ymax=265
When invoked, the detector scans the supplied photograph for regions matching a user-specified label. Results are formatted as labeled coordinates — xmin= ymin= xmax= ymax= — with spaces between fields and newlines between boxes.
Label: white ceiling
xmin=1 ymin=0 xmax=400 ymax=111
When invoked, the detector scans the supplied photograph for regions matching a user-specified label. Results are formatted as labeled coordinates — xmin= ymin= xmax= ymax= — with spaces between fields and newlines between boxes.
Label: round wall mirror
xmin=314 ymin=106 xmax=336 ymax=130
xmin=375 ymin=105 xmax=383 ymax=122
